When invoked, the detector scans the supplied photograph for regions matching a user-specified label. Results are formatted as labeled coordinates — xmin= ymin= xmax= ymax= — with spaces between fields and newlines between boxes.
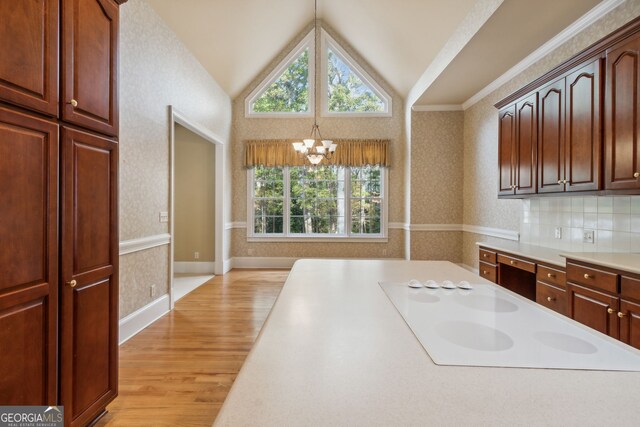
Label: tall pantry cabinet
xmin=0 ymin=0 xmax=126 ymax=425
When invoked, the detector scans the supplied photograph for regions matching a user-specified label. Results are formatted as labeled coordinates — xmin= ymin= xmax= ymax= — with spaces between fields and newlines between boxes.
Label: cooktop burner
xmin=380 ymin=282 xmax=640 ymax=371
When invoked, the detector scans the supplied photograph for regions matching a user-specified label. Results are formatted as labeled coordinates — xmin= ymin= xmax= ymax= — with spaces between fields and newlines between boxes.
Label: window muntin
xmin=249 ymin=165 xmax=385 ymax=238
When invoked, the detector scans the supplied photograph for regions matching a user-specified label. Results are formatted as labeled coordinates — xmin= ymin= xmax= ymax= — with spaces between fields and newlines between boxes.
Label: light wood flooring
xmin=97 ymin=269 xmax=288 ymax=426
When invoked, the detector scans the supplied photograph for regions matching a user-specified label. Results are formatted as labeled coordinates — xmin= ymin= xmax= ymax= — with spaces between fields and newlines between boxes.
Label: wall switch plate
xmin=583 ymin=229 xmax=595 ymax=244
xmin=554 ymin=227 xmax=562 ymax=239
xmin=159 ymin=211 xmax=169 ymax=223
xmin=194 ymin=251 xmax=200 ymax=260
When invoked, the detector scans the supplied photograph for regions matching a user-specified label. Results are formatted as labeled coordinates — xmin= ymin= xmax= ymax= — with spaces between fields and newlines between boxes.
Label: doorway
xmin=169 ymin=107 xmax=224 ymax=308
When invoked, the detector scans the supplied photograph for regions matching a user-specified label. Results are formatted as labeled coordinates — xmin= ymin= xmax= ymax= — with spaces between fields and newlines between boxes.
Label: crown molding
xmin=464 ymin=0 xmax=626 ymax=110
xmin=412 ymin=104 xmax=463 ymax=112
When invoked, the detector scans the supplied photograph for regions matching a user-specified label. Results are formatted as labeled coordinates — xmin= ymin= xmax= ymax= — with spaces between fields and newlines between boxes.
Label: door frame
xmin=169 ymin=106 xmax=225 ymax=309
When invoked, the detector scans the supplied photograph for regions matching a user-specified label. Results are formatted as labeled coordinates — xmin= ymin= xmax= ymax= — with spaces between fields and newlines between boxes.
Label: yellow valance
xmin=244 ymin=139 xmax=390 ymax=168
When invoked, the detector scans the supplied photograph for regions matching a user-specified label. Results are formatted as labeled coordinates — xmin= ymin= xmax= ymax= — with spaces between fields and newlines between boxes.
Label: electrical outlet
xmin=194 ymin=251 xmax=200 ymax=260
xmin=150 ymin=285 xmax=155 ymax=298
xmin=554 ymin=227 xmax=562 ymax=239
xmin=159 ymin=211 xmax=169 ymax=223
xmin=583 ymin=229 xmax=595 ymax=244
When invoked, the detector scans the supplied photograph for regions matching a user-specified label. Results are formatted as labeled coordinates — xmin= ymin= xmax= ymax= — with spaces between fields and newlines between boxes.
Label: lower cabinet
xmin=536 ymin=282 xmax=567 ymax=316
xmin=59 ymin=127 xmax=119 ymax=426
xmin=567 ymin=283 xmax=619 ymax=338
xmin=620 ymin=299 xmax=640 ymax=349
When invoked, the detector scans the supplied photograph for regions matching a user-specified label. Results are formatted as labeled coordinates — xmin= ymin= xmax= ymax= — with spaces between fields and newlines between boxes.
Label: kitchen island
xmin=214 ymin=259 xmax=640 ymax=426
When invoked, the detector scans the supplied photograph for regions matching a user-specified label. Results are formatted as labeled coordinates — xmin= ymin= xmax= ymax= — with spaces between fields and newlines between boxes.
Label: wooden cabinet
xmin=496 ymin=18 xmax=640 ymax=197
xmin=0 ymin=107 xmax=58 ymax=405
xmin=538 ymin=79 xmax=565 ymax=194
xmin=497 ymin=94 xmax=537 ymax=196
xmin=62 ymin=0 xmax=119 ymax=136
xmin=567 ymin=283 xmax=619 ymax=338
xmin=605 ymin=34 xmax=640 ymax=190
xmin=0 ymin=0 xmax=59 ymax=116
xmin=515 ymin=94 xmax=537 ymax=195
xmin=1 ymin=0 xmax=124 ymax=423
xmin=498 ymin=105 xmax=516 ymax=196
xmin=60 ymin=128 xmax=118 ymax=426
xmin=619 ymin=299 xmax=640 ymax=349
xmin=536 ymin=264 xmax=567 ymax=315
xmin=564 ymin=59 xmax=602 ymax=192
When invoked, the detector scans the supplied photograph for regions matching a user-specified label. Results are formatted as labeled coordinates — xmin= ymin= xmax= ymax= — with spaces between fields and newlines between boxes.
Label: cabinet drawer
xmin=621 ymin=276 xmax=640 ymax=302
xmin=497 ymin=254 xmax=535 ymax=274
xmin=479 ymin=249 xmax=496 ymax=264
xmin=479 ymin=262 xmax=497 ymax=283
xmin=536 ymin=265 xmax=566 ymax=289
xmin=566 ymin=262 xmax=618 ymax=294
xmin=536 ymin=282 xmax=568 ymax=316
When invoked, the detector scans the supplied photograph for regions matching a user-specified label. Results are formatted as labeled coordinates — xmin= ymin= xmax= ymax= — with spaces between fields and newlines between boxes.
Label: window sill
xmin=247 ymin=235 xmax=388 ymax=243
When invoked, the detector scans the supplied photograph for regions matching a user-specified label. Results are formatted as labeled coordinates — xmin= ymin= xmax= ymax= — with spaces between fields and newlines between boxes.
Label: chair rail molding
xmin=119 ymin=233 xmax=171 ymax=256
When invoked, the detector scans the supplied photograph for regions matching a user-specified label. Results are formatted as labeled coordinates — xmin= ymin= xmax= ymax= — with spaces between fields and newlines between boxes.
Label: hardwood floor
xmin=97 ymin=269 xmax=288 ymax=426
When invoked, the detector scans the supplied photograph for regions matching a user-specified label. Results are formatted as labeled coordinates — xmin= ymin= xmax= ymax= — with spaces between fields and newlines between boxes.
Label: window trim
xmin=320 ymin=29 xmax=392 ymax=118
xmin=245 ymin=30 xmax=315 ymax=118
xmin=247 ymin=165 xmax=388 ymax=241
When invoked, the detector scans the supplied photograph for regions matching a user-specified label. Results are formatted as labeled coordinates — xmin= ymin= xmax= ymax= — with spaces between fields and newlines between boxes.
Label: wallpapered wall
xmin=410 ymin=111 xmax=464 ymax=262
xmin=462 ymin=0 xmax=640 ymax=269
xmin=118 ymin=0 xmax=232 ymax=318
xmin=230 ymin=21 xmax=406 ymax=259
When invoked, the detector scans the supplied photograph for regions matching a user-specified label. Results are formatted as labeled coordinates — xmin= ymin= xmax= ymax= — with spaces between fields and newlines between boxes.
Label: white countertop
xmin=476 ymin=241 xmax=566 ymax=267
xmin=214 ymin=260 xmax=640 ymax=426
xmin=561 ymin=252 xmax=640 ymax=275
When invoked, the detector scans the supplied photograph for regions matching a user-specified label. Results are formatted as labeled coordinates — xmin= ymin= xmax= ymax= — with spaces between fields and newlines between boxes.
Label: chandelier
xmin=291 ymin=0 xmax=337 ymax=165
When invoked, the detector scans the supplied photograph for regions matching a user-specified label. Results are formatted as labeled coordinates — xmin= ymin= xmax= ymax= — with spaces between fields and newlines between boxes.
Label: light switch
xmin=159 ymin=211 xmax=169 ymax=223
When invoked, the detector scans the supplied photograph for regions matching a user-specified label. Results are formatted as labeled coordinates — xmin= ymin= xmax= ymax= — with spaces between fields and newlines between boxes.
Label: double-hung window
xmin=249 ymin=165 xmax=386 ymax=239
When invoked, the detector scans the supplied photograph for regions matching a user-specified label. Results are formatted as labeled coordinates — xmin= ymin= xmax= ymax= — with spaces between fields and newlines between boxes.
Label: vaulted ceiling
xmin=146 ymin=0 xmax=614 ymax=107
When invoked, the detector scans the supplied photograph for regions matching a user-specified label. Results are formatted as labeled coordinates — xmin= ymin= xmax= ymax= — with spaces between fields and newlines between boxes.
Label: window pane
xmin=253 ymin=49 xmax=309 ymax=113
xmin=327 ymin=48 xmax=384 ymax=113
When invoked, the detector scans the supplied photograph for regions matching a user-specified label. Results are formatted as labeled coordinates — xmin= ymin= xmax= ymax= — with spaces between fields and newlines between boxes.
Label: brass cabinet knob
xmin=635 ymin=172 xmax=640 ymax=178
xmin=558 ymin=180 xmax=562 ymax=184
xmin=510 ymin=260 xmax=515 ymax=265
xmin=482 ymin=270 xmax=488 ymax=275
xmin=483 ymin=254 xmax=488 ymax=258
xmin=618 ymin=312 xmax=626 ymax=318
xmin=547 ymin=273 xmax=554 ymax=278
xmin=68 ymin=99 xmax=78 ymax=107
xmin=584 ymin=273 xmax=591 ymax=279
xmin=68 ymin=279 xmax=77 ymax=288
xmin=607 ymin=308 xmax=615 ymax=314
xmin=547 ymin=296 xmax=555 ymax=302
xmin=563 ymin=179 xmax=568 ymax=184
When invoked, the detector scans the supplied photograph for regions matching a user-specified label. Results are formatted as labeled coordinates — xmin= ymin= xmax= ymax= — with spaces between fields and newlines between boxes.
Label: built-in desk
xmin=477 ymin=242 xmax=640 ymax=350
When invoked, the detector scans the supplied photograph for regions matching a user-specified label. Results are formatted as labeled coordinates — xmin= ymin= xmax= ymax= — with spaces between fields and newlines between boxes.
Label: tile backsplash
xmin=520 ymin=196 xmax=640 ymax=253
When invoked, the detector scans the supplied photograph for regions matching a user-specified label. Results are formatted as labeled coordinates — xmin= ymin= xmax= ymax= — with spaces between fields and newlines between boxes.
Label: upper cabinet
xmin=62 ymin=0 xmax=119 ymax=136
xmin=564 ymin=59 xmax=602 ymax=192
xmin=496 ymin=17 xmax=640 ymax=198
xmin=0 ymin=0 xmax=59 ymax=117
xmin=605 ymin=35 xmax=640 ymax=190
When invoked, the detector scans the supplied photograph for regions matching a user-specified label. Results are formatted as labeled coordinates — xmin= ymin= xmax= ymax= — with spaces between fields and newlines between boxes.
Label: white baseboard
xmin=223 ymin=258 xmax=233 ymax=273
xmin=119 ymin=294 xmax=170 ymax=345
xmin=231 ymin=257 xmax=297 ymax=269
xmin=174 ymin=261 xmax=216 ymax=274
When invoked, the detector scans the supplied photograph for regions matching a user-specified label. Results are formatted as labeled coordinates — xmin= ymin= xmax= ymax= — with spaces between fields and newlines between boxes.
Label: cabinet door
xmin=605 ymin=36 xmax=640 ymax=190
xmin=567 ymin=282 xmax=618 ymax=338
xmin=0 ymin=0 xmax=59 ymax=116
xmin=498 ymin=105 xmax=516 ymax=196
xmin=515 ymin=93 xmax=537 ymax=195
xmin=538 ymin=79 xmax=565 ymax=193
xmin=61 ymin=0 xmax=119 ymax=136
xmin=619 ymin=299 xmax=640 ymax=350
xmin=60 ymin=127 xmax=118 ymax=426
xmin=0 ymin=107 xmax=58 ymax=404
xmin=564 ymin=59 xmax=602 ymax=192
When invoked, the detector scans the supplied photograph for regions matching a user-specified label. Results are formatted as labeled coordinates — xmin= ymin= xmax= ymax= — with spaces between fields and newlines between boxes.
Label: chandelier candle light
xmin=292 ymin=0 xmax=337 ymax=165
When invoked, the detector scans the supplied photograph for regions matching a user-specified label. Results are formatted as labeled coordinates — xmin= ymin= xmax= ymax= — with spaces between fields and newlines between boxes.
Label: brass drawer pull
xmin=67 ymin=279 xmax=77 ymax=288
xmin=607 ymin=308 xmax=614 ymax=314
xmin=482 ymin=270 xmax=488 ymax=275
xmin=547 ymin=273 xmax=555 ymax=278
xmin=584 ymin=273 xmax=592 ymax=279
xmin=510 ymin=260 xmax=516 ymax=265
xmin=547 ymin=296 xmax=555 ymax=302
